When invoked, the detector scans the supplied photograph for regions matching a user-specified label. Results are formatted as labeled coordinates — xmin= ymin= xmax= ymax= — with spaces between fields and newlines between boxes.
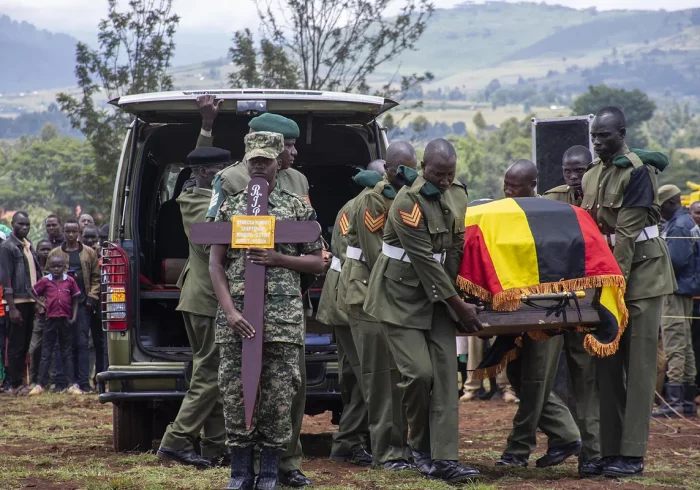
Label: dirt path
xmin=1 ymin=395 xmax=699 ymax=489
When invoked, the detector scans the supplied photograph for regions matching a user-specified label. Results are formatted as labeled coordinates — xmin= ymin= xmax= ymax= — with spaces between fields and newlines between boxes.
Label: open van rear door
xmin=112 ymin=89 xmax=398 ymax=124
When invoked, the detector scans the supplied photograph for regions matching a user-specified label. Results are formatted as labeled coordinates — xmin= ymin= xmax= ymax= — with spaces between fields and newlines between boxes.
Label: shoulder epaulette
xmin=544 ymin=185 xmax=570 ymax=195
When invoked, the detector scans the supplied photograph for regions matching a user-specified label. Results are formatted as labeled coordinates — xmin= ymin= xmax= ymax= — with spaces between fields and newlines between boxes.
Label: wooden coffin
xmin=459 ymin=289 xmax=600 ymax=338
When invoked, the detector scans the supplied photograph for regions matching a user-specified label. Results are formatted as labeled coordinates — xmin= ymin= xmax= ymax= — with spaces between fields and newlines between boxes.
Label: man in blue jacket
xmin=653 ymin=185 xmax=697 ymax=418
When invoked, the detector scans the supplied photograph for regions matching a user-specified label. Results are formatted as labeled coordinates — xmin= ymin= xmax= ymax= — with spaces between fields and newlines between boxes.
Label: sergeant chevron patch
xmin=364 ymin=210 xmax=386 ymax=233
xmin=339 ymin=212 xmax=350 ymax=236
xmin=398 ymin=203 xmax=422 ymax=228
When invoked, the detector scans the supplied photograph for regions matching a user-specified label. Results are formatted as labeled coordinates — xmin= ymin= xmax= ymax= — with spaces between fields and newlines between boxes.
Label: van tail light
xmin=101 ymin=242 xmax=129 ymax=331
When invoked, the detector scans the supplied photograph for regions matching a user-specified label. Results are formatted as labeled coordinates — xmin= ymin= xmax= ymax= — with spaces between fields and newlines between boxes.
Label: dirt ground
xmin=1 ymin=394 xmax=700 ymax=490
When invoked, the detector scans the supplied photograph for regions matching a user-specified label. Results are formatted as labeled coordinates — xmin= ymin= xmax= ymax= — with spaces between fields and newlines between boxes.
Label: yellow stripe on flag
xmin=466 ymin=198 xmax=540 ymax=291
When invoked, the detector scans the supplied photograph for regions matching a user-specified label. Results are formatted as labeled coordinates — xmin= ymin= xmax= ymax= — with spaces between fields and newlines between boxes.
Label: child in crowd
xmin=28 ymin=255 xmax=83 ymax=396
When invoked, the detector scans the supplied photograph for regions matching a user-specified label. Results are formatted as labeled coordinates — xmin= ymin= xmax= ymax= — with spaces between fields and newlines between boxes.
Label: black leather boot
xmin=255 ymin=449 xmax=281 ymax=490
xmin=602 ymin=456 xmax=644 ymax=477
xmin=684 ymin=383 xmax=697 ymax=417
xmin=427 ymin=460 xmax=481 ymax=482
xmin=651 ymin=383 xmax=683 ymax=418
xmin=226 ymin=446 xmax=255 ymax=490
xmin=409 ymin=447 xmax=432 ymax=475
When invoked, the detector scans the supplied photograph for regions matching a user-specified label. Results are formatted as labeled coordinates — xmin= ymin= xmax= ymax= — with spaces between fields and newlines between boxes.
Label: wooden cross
xmin=191 ymin=177 xmax=321 ymax=428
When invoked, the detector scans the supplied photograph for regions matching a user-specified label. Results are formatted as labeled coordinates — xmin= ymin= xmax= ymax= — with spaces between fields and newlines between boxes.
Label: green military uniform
xmin=160 ymin=185 xmax=227 ymax=457
xmin=543 ymin=185 xmax=581 ymax=206
xmin=215 ymin=181 xmax=322 ymax=450
xmin=317 ymin=199 xmax=370 ymax=458
xmin=199 ymin=126 xmax=311 ymax=475
xmin=198 ymin=132 xmax=310 ymax=220
xmin=581 ymin=145 xmax=676 ymax=458
xmin=543 ymin=185 xmax=600 ymax=462
xmin=364 ymin=174 xmax=466 ymax=461
xmin=343 ymin=177 xmax=408 ymax=465
xmin=504 ymin=335 xmax=580 ymax=459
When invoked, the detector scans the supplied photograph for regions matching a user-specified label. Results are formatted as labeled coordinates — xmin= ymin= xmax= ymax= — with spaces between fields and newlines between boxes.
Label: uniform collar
xmin=49 ymin=273 xmax=68 ymax=281
xmin=192 ymin=187 xmax=212 ymax=197
xmin=603 ymin=144 xmax=630 ymax=165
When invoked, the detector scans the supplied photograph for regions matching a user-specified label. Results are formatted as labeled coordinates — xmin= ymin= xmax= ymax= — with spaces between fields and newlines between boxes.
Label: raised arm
xmin=195 ymin=94 xmax=223 ymax=148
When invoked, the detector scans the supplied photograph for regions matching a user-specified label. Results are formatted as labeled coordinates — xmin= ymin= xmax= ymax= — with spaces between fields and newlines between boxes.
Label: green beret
xmin=186 ymin=147 xmax=231 ymax=167
xmin=249 ymin=113 xmax=300 ymax=139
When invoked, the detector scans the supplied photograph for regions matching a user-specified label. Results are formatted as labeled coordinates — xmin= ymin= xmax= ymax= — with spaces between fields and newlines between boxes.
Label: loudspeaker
xmin=531 ymin=116 xmax=593 ymax=195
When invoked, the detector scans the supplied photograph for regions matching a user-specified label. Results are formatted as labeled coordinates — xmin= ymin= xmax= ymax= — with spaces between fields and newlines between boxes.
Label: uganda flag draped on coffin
xmin=457 ymin=197 xmax=629 ymax=375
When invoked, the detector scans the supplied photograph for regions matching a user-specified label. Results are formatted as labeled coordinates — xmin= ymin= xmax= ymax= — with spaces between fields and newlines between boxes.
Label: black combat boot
xmin=409 ymin=447 xmax=432 ymax=475
xmin=427 ymin=460 xmax=481 ymax=483
xmin=226 ymin=446 xmax=255 ymax=490
xmin=684 ymin=382 xmax=698 ymax=417
xmin=255 ymin=449 xmax=281 ymax=490
xmin=651 ymin=383 xmax=683 ymax=418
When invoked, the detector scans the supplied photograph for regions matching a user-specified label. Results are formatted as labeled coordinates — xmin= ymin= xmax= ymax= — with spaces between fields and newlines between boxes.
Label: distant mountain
xmin=0 ymin=14 xmax=77 ymax=93
xmin=3 ymin=2 xmax=700 ymax=99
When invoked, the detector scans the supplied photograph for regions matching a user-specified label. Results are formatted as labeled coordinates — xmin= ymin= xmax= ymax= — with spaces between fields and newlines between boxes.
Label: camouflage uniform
xmin=200 ymin=123 xmax=311 ymax=474
xmin=215 ymin=164 xmax=322 ymax=450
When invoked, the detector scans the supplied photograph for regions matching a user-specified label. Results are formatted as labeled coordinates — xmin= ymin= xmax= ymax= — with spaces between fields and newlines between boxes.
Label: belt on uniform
xmin=604 ymin=225 xmax=659 ymax=247
xmin=382 ymin=242 xmax=446 ymax=264
xmin=346 ymin=246 xmax=366 ymax=263
xmin=330 ymin=256 xmax=342 ymax=272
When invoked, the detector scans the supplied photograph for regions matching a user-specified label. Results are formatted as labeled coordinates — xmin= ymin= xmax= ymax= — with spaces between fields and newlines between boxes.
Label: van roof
xmin=113 ymin=89 xmax=398 ymax=123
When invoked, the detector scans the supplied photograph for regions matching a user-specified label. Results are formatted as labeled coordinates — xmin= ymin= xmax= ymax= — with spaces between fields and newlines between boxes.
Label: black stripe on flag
xmin=515 ymin=198 xmax=586 ymax=283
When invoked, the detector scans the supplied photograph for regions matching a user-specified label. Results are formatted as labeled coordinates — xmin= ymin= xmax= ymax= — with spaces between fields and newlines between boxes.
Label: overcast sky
xmin=2 ymin=0 xmax=699 ymax=36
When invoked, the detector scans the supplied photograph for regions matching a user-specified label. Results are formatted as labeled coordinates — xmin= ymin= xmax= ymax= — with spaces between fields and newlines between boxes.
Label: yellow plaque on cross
xmin=231 ymin=215 xmax=276 ymax=249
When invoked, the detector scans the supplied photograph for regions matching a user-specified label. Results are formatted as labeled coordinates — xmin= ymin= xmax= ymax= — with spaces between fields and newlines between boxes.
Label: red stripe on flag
xmin=572 ymin=206 xmax=623 ymax=278
xmin=463 ymin=224 xmax=504 ymax=296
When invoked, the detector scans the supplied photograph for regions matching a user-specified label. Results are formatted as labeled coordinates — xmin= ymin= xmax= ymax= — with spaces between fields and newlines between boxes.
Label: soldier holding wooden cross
xmin=207 ymin=131 xmax=324 ymax=490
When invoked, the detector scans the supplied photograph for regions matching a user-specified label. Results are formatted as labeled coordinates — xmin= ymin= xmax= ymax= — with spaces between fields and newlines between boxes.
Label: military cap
xmin=658 ymin=184 xmax=681 ymax=204
xmin=249 ymin=113 xmax=300 ymax=139
xmin=243 ymin=131 xmax=284 ymax=162
xmin=186 ymin=146 xmax=231 ymax=167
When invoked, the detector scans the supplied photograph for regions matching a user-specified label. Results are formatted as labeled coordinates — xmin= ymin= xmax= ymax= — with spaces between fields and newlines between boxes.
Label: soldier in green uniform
xmin=210 ymin=132 xmax=324 ymax=490
xmin=543 ymin=145 xmax=589 ymax=206
xmin=157 ymin=147 xmax=228 ymax=468
xmin=581 ymin=106 xmax=676 ymax=477
xmin=497 ymin=159 xmax=582 ymax=470
xmin=198 ymin=96 xmax=312 ymax=487
xmin=196 ymin=95 xmax=310 ymax=212
xmin=318 ymin=161 xmax=386 ymax=466
xmin=543 ymin=145 xmax=602 ymax=476
xmin=343 ymin=142 xmax=418 ymax=470
xmin=364 ymin=139 xmax=482 ymax=483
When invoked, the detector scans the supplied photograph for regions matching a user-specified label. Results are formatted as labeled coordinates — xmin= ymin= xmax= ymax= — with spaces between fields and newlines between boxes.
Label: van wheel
xmin=113 ymin=402 xmax=154 ymax=452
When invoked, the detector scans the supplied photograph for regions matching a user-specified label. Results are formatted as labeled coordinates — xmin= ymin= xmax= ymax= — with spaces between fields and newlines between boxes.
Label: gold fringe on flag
xmin=470 ymin=346 xmax=521 ymax=381
xmin=457 ymin=274 xmax=629 ymax=359
xmin=582 ymin=281 xmax=629 ymax=358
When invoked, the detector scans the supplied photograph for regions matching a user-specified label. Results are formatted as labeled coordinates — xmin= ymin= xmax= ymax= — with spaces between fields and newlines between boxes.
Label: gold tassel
xmin=456 ymin=276 xmax=491 ymax=302
xmin=470 ymin=346 xmax=521 ymax=381
xmin=582 ymin=284 xmax=629 ymax=358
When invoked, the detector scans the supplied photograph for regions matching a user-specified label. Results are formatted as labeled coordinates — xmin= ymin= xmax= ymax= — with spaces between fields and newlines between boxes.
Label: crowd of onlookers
xmin=0 ymin=212 xmax=109 ymax=396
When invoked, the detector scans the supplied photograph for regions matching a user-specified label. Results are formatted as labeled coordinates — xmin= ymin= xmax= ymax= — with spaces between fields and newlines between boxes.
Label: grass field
xmin=2 ymin=394 xmax=700 ymax=489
